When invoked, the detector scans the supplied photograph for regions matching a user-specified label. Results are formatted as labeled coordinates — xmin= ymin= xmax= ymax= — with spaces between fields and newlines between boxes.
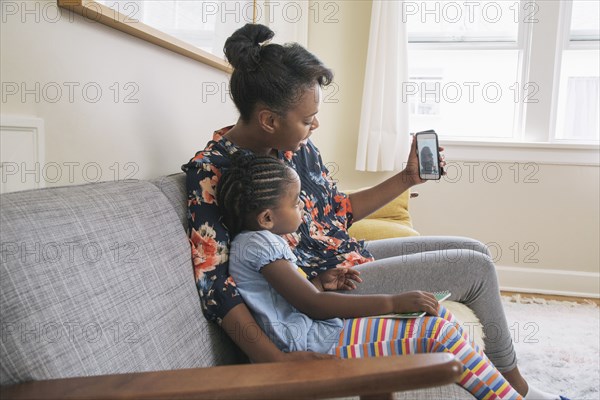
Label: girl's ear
xmin=257 ymin=109 xmax=279 ymax=134
xmin=256 ymin=209 xmax=275 ymax=230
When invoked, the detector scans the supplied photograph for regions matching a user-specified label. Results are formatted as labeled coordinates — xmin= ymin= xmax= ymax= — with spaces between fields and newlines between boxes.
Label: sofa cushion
xmin=444 ymin=301 xmax=485 ymax=350
xmin=0 ymin=180 xmax=240 ymax=385
xmin=395 ymin=384 xmax=474 ymax=399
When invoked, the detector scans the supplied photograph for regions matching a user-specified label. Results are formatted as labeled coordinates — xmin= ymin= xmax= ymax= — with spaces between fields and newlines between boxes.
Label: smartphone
xmin=415 ymin=130 xmax=441 ymax=180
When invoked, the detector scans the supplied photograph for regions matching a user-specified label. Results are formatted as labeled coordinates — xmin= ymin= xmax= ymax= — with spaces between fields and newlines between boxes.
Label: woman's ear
xmin=257 ymin=109 xmax=278 ymax=134
xmin=256 ymin=209 xmax=275 ymax=230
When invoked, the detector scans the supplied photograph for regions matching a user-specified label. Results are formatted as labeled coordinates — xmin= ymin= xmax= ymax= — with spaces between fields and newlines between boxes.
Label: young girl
xmin=218 ymin=152 xmax=525 ymax=400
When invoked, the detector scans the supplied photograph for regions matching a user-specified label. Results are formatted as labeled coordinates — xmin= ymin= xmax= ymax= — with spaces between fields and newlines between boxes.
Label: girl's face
xmin=268 ymin=169 xmax=304 ymax=235
xmin=273 ymin=84 xmax=321 ymax=152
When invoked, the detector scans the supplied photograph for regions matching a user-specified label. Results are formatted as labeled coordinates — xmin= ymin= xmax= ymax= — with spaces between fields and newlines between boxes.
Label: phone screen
xmin=415 ymin=131 xmax=441 ymax=180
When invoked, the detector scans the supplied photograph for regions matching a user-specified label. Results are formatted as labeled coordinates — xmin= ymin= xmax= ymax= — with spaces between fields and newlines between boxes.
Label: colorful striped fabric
xmin=332 ymin=305 xmax=523 ymax=400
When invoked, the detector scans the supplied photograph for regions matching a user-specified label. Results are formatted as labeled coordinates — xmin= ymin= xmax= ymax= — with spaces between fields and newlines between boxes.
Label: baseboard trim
xmin=496 ymin=265 xmax=600 ymax=298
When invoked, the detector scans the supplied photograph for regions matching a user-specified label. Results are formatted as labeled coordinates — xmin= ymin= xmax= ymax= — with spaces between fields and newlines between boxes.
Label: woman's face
xmin=274 ymin=84 xmax=321 ymax=152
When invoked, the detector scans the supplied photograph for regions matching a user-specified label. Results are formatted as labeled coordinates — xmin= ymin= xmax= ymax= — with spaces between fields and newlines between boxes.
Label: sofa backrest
xmin=0 ymin=179 xmax=240 ymax=386
xmin=150 ymin=173 xmax=188 ymax=230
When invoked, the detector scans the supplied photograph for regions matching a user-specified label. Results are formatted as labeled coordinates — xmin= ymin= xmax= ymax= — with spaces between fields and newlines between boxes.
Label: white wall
xmin=308 ymin=0 xmax=599 ymax=296
xmin=1 ymin=0 xmax=237 ymax=187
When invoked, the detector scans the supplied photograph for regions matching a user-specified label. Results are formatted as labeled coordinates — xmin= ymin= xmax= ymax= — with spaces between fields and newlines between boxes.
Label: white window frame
xmin=408 ymin=0 xmax=599 ymax=165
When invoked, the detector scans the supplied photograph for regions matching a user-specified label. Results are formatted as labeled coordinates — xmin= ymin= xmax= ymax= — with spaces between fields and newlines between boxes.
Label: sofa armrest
xmin=1 ymin=353 xmax=461 ymax=400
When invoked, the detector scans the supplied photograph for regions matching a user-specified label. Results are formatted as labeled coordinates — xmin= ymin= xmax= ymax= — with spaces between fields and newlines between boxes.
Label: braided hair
xmin=217 ymin=152 xmax=297 ymax=237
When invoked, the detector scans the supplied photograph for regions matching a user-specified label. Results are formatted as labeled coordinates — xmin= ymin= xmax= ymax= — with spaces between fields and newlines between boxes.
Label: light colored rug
xmin=502 ymin=295 xmax=600 ymax=399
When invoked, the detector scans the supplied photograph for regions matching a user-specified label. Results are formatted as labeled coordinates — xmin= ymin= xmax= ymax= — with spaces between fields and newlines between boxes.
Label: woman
xmin=182 ymin=23 xmax=565 ymax=400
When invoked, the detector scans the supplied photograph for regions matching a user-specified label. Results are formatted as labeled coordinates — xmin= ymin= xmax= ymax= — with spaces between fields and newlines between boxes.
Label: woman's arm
xmin=348 ymin=135 xmax=445 ymax=222
xmin=261 ymin=259 xmax=440 ymax=320
xmin=185 ymin=152 xmax=243 ymax=323
xmin=221 ymin=304 xmax=335 ymax=362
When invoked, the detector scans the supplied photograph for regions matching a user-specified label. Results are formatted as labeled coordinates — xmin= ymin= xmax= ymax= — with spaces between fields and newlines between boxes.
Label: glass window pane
xmin=570 ymin=0 xmax=600 ymax=41
xmin=96 ymin=0 xmax=250 ymax=56
xmin=407 ymin=49 xmax=520 ymax=139
xmin=405 ymin=0 xmax=519 ymax=42
xmin=555 ymin=50 xmax=600 ymax=142
xmin=176 ymin=2 xmax=215 ymax=31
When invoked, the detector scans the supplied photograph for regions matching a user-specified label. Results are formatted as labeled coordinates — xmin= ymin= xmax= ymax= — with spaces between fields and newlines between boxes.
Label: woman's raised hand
xmin=392 ymin=291 xmax=440 ymax=316
xmin=401 ymin=135 xmax=446 ymax=186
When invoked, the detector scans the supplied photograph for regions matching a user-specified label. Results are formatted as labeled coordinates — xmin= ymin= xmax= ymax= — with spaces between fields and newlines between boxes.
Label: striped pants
xmin=332 ymin=305 xmax=523 ymax=400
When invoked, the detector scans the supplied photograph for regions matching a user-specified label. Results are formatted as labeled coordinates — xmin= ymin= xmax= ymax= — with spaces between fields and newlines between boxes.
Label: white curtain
xmin=563 ymin=77 xmax=600 ymax=141
xmin=356 ymin=0 xmax=410 ymax=171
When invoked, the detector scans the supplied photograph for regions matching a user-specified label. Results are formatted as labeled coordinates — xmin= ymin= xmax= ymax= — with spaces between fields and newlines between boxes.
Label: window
xmin=95 ymin=0 xmax=250 ymax=57
xmin=569 ymin=0 xmax=600 ymax=40
xmin=553 ymin=0 xmax=600 ymax=142
xmin=404 ymin=0 xmax=600 ymax=146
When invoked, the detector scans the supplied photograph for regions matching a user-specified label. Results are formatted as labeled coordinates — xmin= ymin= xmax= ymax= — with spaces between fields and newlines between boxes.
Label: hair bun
xmin=224 ymin=23 xmax=274 ymax=70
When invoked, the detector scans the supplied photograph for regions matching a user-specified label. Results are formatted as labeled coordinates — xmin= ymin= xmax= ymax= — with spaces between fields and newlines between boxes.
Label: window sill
xmin=440 ymin=139 xmax=600 ymax=166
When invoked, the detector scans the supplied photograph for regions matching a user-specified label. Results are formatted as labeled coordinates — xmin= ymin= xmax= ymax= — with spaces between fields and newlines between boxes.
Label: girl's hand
xmin=392 ymin=291 xmax=440 ymax=316
xmin=401 ymin=135 xmax=446 ymax=186
xmin=317 ymin=267 xmax=362 ymax=291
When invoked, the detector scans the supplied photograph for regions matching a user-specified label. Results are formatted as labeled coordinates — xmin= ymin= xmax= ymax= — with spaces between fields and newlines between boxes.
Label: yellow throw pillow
xmin=342 ymin=187 xmax=419 ymax=240
xmin=348 ymin=219 xmax=419 ymax=241
xmin=344 ymin=187 xmax=412 ymax=223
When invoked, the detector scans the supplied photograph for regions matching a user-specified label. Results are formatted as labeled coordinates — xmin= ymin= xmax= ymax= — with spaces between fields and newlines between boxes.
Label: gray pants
xmin=354 ymin=236 xmax=517 ymax=372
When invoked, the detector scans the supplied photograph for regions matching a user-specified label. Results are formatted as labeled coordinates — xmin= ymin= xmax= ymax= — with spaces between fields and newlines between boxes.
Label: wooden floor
xmin=501 ymin=291 xmax=600 ymax=306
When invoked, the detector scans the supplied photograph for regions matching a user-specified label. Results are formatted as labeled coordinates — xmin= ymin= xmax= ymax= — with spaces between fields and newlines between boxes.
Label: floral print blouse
xmin=182 ymin=126 xmax=374 ymax=324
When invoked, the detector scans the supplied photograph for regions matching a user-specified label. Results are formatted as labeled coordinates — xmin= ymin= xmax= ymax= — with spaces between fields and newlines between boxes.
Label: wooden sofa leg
xmin=360 ymin=393 xmax=394 ymax=400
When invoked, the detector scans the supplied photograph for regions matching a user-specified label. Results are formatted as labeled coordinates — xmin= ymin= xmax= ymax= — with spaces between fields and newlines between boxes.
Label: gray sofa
xmin=0 ymin=173 xmax=474 ymax=399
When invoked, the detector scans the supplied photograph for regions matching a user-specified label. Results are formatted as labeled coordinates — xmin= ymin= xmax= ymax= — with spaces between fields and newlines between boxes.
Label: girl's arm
xmin=261 ymin=259 xmax=440 ymax=320
xmin=221 ymin=304 xmax=334 ymax=362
